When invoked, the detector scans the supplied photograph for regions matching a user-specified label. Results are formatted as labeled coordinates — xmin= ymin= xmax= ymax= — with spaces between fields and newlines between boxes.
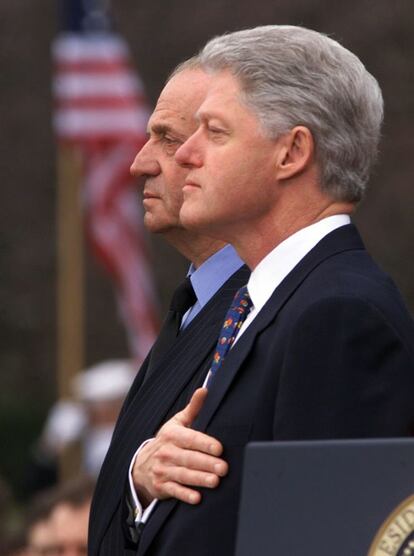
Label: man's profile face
xmin=130 ymin=69 xmax=210 ymax=236
xmin=176 ymin=70 xmax=281 ymax=243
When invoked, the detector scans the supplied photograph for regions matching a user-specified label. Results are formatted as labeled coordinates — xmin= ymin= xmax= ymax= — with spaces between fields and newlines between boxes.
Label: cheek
xmin=212 ymin=159 xmax=271 ymax=213
xmin=166 ymin=183 xmax=184 ymax=212
xmin=163 ymin=165 xmax=185 ymax=201
xmin=203 ymin=158 xmax=237 ymax=196
xmin=209 ymin=164 xmax=246 ymax=203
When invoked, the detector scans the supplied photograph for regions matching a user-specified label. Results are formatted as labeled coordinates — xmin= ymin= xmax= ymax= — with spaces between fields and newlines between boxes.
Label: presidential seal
xmin=368 ymin=494 xmax=414 ymax=556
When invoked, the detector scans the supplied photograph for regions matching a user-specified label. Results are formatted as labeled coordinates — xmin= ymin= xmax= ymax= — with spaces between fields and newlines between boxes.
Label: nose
xmin=130 ymin=141 xmax=161 ymax=178
xmin=175 ymin=130 xmax=202 ymax=168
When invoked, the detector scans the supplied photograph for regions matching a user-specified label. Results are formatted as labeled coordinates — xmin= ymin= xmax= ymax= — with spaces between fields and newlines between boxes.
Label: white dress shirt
xmin=234 ymin=214 xmax=351 ymax=344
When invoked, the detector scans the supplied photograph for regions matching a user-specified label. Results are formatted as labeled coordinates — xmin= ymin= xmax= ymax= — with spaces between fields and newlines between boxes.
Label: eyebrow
xmin=196 ymin=108 xmax=228 ymax=125
xmin=148 ymin=122 xmax=188 ymax=141
xmin=148 ymin=122 xmax=170 ymax=135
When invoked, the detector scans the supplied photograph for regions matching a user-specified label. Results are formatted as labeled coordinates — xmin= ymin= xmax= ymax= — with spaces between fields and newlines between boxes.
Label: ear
xmin=275 ymin=126 xmax=314 ymax=181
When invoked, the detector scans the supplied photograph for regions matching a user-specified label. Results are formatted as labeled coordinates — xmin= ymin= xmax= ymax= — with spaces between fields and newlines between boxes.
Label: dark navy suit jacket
xmin=90 ymin=225 xmax=414 ymax=555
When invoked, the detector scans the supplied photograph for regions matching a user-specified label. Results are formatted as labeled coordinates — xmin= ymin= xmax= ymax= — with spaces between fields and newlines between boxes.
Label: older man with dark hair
xmin=120 ymin=25 xmax=414 ymax=556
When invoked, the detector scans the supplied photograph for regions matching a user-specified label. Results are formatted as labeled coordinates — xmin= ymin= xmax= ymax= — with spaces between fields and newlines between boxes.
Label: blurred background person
xmin=47 ymin=476 xmax=94 ymax=556
xmin=72 ymin=360 xmax=135 ymax=477
xmin=25 ymin=489 xmax=57 ymax=556
xmin=24 ymin=475 xmax=95 ymax=556
xmin=24 ymin=360 xmax=135 ymax=497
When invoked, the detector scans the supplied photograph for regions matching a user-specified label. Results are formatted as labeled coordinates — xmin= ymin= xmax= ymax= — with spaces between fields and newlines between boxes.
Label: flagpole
xmin=56 ymin=143 xmax=85 ymax=481
xmin=53 ymin=0 xmax=158 ymax=478
xmin=57 ymin=144 xmax=84 ymax=400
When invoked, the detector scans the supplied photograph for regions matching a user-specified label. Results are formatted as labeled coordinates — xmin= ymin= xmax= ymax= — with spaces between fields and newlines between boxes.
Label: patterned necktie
xmin=207 ymin=285 xmax=252 ymax=387
xmin=146 ymin=276 xmax=197 ymax=378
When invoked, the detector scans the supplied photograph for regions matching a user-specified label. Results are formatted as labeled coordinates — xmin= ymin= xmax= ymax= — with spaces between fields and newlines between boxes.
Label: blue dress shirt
xmin=181 ymin=244 xmax=244 ymax=328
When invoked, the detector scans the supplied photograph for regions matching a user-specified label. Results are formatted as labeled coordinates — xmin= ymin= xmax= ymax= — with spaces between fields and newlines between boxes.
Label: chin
xmin=144 ymin=222 xmax=169 ymax=235
xmin=180 ymin=204 xmax=201 ymax=228
xmin=143 ymin=217 xmax=163 ymax=234
xmin=181 ymin=214 xmax=211 ymax=235
xmin=179 ymin=212 xmax=197 ymax=231
xmin=144 ymin=214 xmax=182 ymax=236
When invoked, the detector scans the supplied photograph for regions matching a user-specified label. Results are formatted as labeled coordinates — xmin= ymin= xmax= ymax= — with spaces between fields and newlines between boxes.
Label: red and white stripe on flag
xmin=52 ymin=33 xmax=159 ymax=362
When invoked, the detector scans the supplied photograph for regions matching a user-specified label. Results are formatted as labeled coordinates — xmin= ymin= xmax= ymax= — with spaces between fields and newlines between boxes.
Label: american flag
xmin=52 ymin=31 xmax=159 ymax=362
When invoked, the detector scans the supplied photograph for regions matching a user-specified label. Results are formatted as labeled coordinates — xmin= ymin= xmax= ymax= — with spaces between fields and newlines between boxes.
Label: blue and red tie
xmin=207 ymin=285 xmax=253 ymax=387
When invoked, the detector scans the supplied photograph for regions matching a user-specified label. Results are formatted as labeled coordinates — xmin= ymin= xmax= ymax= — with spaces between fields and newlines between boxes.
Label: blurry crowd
xmin=0 ymin=360 xmax=136 ymax=556
xmin=2 ymin=475 xmax=94 ymax=556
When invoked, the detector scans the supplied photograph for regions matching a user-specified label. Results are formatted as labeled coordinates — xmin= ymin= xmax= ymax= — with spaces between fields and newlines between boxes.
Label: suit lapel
xmin=195 ymin=224 xmax=364 ymax=430
xmin=91 ymin=266 xmax=249 ymax=554
xmin=118 ymin=264 xmax=250 ymax=433
xmin=139 ymin=224 xmax=364 ymax=553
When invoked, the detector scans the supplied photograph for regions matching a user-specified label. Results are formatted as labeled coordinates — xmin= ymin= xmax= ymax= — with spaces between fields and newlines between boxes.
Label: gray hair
xmin=167 ymin=55 xmax=202 ymax=83
xmin=199 ymin=26 xmax=384 ymax=202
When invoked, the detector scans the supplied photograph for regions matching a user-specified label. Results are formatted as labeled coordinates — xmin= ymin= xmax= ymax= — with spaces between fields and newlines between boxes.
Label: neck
xmin=164 ymin=229 xmax=226 ymax=268
xmin=234 ymin=200 xmax=355 ymax=270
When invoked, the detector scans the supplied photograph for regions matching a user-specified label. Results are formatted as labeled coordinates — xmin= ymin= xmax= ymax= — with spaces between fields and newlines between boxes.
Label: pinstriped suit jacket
xmin=88 ymin=265 xmax=250 ymax=556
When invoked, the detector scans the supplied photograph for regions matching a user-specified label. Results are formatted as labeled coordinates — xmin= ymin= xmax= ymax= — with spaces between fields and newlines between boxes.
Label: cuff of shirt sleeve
xmin=128 ymin=438 xmax=158 ymax=524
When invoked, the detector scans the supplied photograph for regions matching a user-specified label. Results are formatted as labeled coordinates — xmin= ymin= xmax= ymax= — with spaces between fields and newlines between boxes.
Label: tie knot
xmin=230 ymin=285 xmax=252 ymax=314
xmin=169 ymin=277 xmax=197 ymax=315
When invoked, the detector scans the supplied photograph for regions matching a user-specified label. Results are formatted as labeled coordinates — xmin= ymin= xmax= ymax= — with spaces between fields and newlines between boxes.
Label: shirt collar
xmin=247 ymin=214 xmax=351 ymax=313
xmin=188 ymin=244 xmax=244 ymax=308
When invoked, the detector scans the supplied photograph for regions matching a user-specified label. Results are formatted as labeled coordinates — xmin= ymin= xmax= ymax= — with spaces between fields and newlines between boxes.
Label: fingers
xmin=150 ymin=447 xmax=228 ymax=504
xmin=153 ymin=481 xmax=202 ymax=505
xmin=176 ymin=387 xmax=208 ymax=428
xmin=163 ymin=421 xmax=223 ymax=457
xmin=155 ymin=442 xmax=228 ymax=477
xmin=133 ymin=437 xmax=228 ymax=506
xmin=132 ymin=388 xmax=228 ymax=506
xmin=152 ymin=462 xmax=223 ymax=494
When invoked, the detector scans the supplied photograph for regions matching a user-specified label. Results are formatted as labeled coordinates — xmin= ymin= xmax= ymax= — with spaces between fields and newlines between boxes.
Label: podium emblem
xmin=368 ymin=494 xmax=414 ymax=556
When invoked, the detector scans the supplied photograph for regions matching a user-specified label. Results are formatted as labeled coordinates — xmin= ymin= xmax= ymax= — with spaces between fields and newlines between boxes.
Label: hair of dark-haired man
xmin=26 ymin=475 xmax=95 ymax=531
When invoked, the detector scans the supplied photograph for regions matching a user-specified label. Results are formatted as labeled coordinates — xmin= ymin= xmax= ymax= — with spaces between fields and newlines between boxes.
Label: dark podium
xmin=235 ymin=439 xmax=414 ymax=556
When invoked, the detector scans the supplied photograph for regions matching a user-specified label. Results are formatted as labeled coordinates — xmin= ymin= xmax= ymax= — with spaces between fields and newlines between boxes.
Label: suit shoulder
xmin=282 ymin=251 xmax=414 ymax=353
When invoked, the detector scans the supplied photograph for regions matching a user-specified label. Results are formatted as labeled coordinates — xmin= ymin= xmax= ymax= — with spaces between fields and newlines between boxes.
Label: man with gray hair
xmin=126 ymin=25 xmax=414 ymax=555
